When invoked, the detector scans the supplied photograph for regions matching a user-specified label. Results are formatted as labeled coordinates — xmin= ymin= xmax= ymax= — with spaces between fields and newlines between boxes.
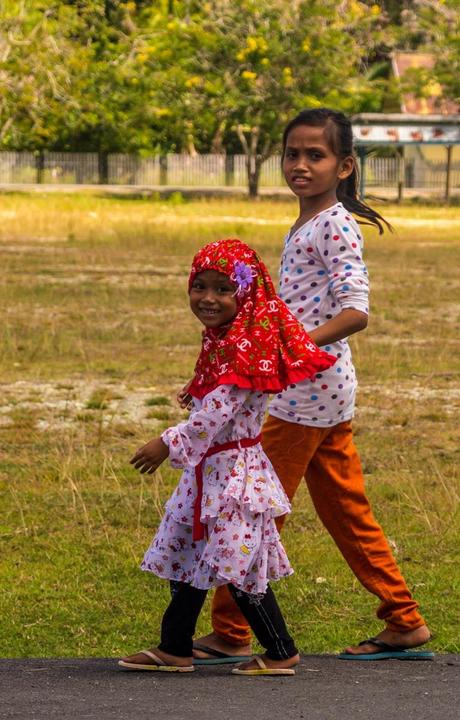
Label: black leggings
xmin=159 ymin=581 xmax=298 ymax=661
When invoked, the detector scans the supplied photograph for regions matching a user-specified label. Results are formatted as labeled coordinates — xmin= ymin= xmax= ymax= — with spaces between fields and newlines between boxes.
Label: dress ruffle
xmin=142 ymin=388 xmax=293 ymax=594
xmin=141 ymin=446 xmax=293 ymax=594
xmin=167 ymin=447 xmax=291 ymax=523
xmin=141 ymin=501 xmax=293 ymax=595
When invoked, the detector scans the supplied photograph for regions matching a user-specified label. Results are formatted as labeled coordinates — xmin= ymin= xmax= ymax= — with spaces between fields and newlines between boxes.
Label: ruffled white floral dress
xmin=141 ymin=384 xmax=293 ymax=595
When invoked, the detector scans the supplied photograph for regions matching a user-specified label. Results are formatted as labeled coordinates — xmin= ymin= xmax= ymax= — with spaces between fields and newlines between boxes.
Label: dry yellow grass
xmin=0 ymin=192 xmax=459 ymax=656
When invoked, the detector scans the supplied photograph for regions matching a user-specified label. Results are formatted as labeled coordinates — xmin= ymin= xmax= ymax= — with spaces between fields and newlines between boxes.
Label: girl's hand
xmin=177 ymin=379 xmax=193 ymax=410
xmin=130 ymin=437 xmax=169 ymax=474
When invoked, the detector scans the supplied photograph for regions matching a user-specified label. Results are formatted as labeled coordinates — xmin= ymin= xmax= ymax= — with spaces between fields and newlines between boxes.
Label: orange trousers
xmin=211 ymin=415 xmax=425 ymax=645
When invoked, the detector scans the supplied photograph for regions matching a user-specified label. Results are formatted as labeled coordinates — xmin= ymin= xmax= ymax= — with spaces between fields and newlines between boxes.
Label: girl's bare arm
xmin=308 ymin=308 xmax=368 ymax=347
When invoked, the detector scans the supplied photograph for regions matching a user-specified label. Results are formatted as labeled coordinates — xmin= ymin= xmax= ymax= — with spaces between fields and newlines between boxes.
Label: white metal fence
xmin=0 ymin=151 xmax=458 ymax=190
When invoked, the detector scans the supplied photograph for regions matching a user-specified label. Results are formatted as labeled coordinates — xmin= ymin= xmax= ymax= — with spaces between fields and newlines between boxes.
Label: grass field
xmin=1 ymin=192 xmax=459 ymax=657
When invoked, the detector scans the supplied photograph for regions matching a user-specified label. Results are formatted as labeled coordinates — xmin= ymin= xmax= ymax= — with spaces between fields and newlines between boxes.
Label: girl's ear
xmin=338 ymin=156 xmax=354 ymax=180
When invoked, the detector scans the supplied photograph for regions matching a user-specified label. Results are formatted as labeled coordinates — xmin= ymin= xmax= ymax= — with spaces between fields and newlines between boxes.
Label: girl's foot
xmin=119 ymin=646 xmax=193 ymax=670
xmin=192 ymin=631 xmax=252 ymax=660
xmin=342 ymin=624 xmax=432 ymax=656
xmin=232 ymin=653 xmax=300 ymax=676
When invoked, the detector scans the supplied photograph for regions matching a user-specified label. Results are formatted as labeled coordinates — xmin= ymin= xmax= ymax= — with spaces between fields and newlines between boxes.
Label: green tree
xmin=0 ymin=1 xmax=155 ymax=152
xmin=370 ymin=1 xmax=460 ymax=108
xmin=2 ymin=1 xmax=429 ymax=195
xmin=141 ymin=0 xmax=393 ymax=195
xmin=0 ymin=1 xmax=80 ymax=149
xmin=424 ymin=1 xmax=459 ymax=103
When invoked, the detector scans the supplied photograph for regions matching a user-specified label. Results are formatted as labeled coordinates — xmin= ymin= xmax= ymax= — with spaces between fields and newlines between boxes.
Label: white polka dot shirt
xmin=269 ymin=202 xmax=369 ymax=427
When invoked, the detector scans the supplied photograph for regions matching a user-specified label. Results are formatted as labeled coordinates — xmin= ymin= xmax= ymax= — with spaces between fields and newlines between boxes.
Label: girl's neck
xmin=291 ymin=194 xmax=339 ymax=233
xmin=298 ymin=192 xmax=339 ymax=223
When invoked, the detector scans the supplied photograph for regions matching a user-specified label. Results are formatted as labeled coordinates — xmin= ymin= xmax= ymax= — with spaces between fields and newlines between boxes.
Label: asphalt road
xmin=1 ymin=655 xmax=458 ymax=720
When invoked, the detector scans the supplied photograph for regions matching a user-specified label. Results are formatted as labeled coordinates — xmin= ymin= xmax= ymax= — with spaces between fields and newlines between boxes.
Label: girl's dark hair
xmin=282 ymin=108 xmax=392 ymax=234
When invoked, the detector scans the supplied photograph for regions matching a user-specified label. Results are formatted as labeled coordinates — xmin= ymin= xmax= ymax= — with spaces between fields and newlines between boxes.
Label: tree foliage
xmin=0 ymin=0 xmax=457 ymax=192
xmin=138 ymin=0 xmax=394 ymax=193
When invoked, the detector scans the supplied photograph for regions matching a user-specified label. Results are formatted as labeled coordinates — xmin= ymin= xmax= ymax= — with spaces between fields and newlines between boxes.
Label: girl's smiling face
xmin=282 ymin=124 xmax=353 ymax=206
xmin=189 ymin=270 xmax=238 ymax=328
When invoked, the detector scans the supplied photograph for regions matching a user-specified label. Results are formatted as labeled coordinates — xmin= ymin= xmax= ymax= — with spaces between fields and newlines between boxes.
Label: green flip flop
xmin=337 ymin=637 xmax=435 ymax=661
xmin=193 ymin=644 xmax=252 ymax=665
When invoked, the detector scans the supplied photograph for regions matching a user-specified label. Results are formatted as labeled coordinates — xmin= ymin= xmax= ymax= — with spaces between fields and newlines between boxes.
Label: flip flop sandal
xmin=118 ymin=649 xmax=194 ymax=672
xmin=231 ymin=655 xmax=296 ymax=676
xmin=193 ymin=643 xmax=253 ymax=666
xmin=337 ymin=637 xmax=435 ymax=661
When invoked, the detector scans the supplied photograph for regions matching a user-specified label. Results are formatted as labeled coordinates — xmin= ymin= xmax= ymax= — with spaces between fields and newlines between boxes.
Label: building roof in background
xmin=392 ymin=52 xmax=459 ymax=115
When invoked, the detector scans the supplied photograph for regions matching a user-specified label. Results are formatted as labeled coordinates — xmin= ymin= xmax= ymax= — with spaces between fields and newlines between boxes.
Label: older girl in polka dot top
xmin=195 ymin=108 xmax=432 ymax=665
xmin=274 ymin=204 xmax=368 ymax=426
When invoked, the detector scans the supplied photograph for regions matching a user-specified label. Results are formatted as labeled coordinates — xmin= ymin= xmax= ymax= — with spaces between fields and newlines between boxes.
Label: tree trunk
xmin=246 ymin=153 xmax=262 ymax=198
xmin=36 ymin=150 xmax=45 ymax=184
xmin=186 ymin=138 xmax=197 ymax=156
xmin=185 ymin=121 xmax=197 ymax=156
xmin=236 ymin=123 xmax=263 ymax=197
xmin=211 ymin=120 xmax=226 ymax=154
xmin=98 ymin=152 xmax=109 ymax=184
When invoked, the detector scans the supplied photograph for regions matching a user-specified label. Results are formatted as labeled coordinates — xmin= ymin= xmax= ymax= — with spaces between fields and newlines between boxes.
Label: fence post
xmin=98 ymin=152 xmax=109 ymax=184
xmin=159 ymin=155 xmax=168 ymax=185
xmin=357 ymin=146 xmax=366 ymax=198
xmin=397 ymin=146 xmax=405 ymax=202
xmin=36 ymin=150 xmax=45 ymax=184
xmin=445 ymin=145 xmax=453 ymax=202
xmin=225 ymin=155 xmax=235 ymax=186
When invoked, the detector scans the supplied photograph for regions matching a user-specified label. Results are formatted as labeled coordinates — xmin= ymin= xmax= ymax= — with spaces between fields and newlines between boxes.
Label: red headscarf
xmin=187 ymin=239 xmax=336 ymax=399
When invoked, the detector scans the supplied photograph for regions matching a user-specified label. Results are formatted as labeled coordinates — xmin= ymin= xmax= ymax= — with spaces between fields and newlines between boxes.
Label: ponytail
xmin=337 ymin=166 xmax=392 ymax=235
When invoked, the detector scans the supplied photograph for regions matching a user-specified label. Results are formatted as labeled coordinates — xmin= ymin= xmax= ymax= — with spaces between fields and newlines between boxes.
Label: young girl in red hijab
xmin=119 ymin=239 xmax=335 ymax=676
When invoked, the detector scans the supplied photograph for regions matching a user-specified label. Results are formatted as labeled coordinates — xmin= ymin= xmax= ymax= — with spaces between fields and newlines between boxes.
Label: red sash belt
xmin=192 ymin=434 xmax=262 ymax=541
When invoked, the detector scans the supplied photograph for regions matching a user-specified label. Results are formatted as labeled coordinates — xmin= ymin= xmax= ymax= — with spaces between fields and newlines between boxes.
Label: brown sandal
xmin=118 ymin=649 xmax=194 ymax=672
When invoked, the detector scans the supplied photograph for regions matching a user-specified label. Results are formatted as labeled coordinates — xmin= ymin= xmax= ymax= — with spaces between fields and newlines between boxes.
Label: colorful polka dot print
xmin=270 ymin=203 xmax=369 ymax=428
